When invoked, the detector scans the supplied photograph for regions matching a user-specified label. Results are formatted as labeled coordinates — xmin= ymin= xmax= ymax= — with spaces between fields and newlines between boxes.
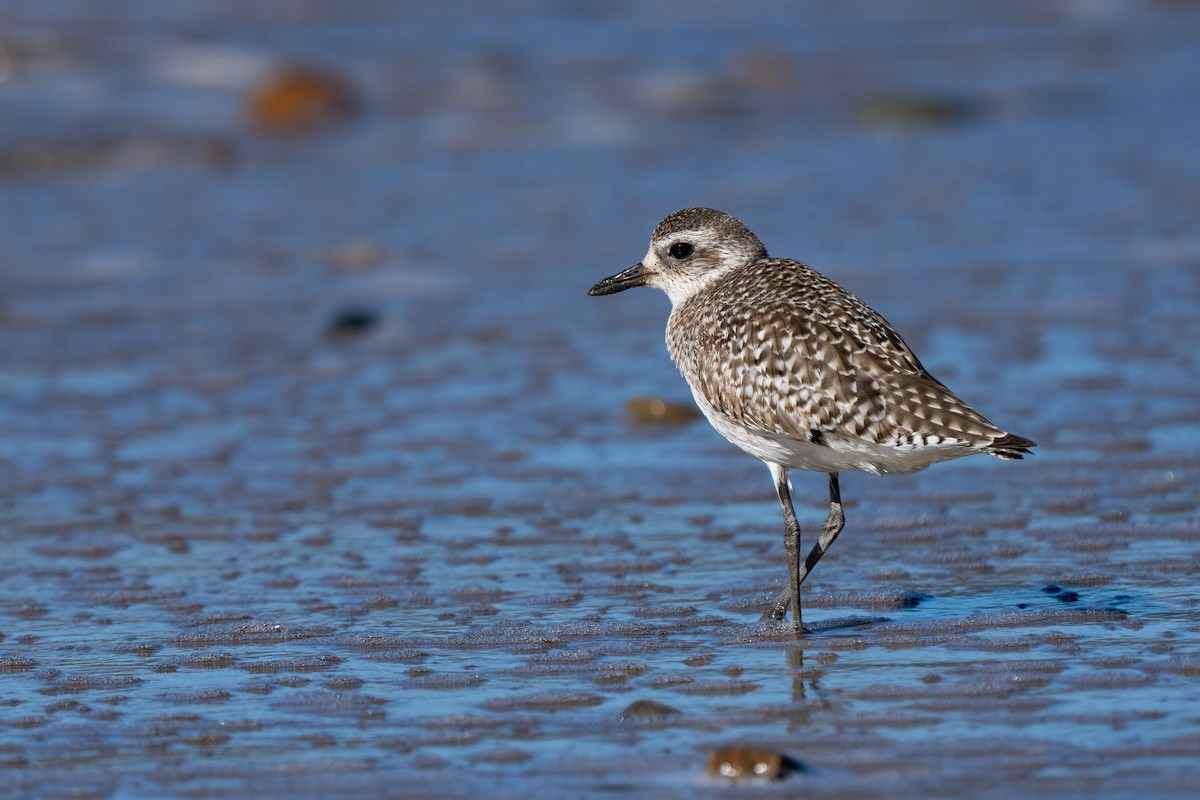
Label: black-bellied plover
xmin=588 ymin=208 xmax=1035 ymax=633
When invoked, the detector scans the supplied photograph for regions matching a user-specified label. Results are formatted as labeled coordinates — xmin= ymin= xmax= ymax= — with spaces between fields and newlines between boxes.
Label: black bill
xmin=588 ymin=263 xmax=646 ymax=296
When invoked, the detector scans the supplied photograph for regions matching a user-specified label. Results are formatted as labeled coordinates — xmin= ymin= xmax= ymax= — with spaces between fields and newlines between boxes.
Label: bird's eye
xmin=669 ymin=242 xmax=694 ymax=260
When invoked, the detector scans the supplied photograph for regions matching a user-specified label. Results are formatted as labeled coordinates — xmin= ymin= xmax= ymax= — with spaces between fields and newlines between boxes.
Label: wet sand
xmin=1 ymin=2 xmax=1198 ymax=797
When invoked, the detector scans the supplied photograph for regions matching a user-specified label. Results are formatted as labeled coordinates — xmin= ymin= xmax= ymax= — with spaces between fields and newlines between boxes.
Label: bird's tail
xmin=987 ymin=433 xmax=1036 ymax=460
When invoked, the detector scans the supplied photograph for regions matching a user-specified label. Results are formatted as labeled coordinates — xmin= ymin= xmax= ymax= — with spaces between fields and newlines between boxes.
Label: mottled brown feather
xmin=667 ymin=256 xmax=1014 ymax=451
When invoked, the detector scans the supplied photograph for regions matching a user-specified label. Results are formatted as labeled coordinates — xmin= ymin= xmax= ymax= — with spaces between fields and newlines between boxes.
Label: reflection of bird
xmin=589 ymin=208 xmax=1035 ymax=633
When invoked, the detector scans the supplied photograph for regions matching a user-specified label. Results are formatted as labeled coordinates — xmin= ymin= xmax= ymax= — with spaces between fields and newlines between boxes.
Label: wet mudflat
xmin=1 ymin=1 xmax=1199 ymax=797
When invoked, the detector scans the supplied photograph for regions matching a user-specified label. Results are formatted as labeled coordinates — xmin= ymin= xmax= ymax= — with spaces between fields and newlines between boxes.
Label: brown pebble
xmin=860 ymin=93 xmax=981 ymax=129
xmin=625 ymin=396 xmax=700 ymax=425
xmin=249 ymin=66 xmax=357 ymax=132
xmin=618 ymin=699 xmax=682 ymax=720
xmin=705 ymin=746 xmax=788 ymax=780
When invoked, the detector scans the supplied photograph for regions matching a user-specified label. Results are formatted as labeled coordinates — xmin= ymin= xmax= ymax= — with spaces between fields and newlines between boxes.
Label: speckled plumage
xmin=588 ymin=207 xmax=1035 ymax=632
xmin=665 ymin=238 xmax=1027 ymax=475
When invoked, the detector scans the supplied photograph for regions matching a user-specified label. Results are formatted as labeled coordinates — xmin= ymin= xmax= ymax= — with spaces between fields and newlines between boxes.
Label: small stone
xmin=249 ymin=66 xmax=358 ymax=132
xmin=618 ymin=699 xmax=682 ymax=720
xmin=704 ymin=745 xmax=790 ymax=780
xmin=327 ymin=308 xmax=380 ymax=338
xmin=625 ymin=396 xmax=700 ymax=425
xmin=860 ymin=93 xmax=981 ymax=129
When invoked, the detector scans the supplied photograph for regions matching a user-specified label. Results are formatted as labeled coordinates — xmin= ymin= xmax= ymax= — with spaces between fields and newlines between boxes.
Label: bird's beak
xmin=588 ymin=263 xmax=647 ymax=296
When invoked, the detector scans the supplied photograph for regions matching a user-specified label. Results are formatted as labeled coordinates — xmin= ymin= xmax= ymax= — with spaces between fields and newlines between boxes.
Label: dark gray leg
xmin=763 ymin=473 xmax=844 ymax=624
xmin=760 ymin=464 xmax=804 ymax=632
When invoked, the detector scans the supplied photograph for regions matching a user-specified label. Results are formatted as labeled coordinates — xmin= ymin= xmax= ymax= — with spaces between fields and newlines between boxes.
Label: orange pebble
xmin=249 ymin=66 xmax=357 ymax=132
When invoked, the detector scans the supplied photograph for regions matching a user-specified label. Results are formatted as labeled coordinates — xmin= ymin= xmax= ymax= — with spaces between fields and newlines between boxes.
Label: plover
xmin=588 ymin=208 xmax=1035 ymax=633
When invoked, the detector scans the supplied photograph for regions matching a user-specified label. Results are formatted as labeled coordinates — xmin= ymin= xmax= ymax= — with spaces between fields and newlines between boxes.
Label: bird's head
xmin=588 ymin=208 xmax=766 ymax=306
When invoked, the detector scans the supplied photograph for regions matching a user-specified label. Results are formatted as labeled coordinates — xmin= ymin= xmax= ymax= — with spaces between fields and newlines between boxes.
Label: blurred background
xmin=1 ymin=1 xmax=1198 ymax=797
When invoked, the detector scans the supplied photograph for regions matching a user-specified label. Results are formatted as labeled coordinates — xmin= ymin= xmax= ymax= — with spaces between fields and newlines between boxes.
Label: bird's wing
xmin=679 ymin=261 xmax=1004 ymax=447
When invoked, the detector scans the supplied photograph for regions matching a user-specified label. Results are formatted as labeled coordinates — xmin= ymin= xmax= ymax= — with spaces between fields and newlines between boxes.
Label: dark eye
xmin=669 ymin=242 xmax=694 ymax=260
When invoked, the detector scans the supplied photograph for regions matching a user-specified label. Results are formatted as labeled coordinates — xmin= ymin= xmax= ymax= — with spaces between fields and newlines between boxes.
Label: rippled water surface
xmin=1 ymin=1 xmax=1198 ymax=797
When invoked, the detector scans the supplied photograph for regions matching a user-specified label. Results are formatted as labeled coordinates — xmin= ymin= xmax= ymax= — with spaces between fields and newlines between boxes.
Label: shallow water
xmin=1 ymin=1 xmax=1199 ymax=797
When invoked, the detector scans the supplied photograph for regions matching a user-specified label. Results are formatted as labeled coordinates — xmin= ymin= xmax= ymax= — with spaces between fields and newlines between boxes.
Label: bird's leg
xmin=804 ymin=473 xmax=844 ymax=578
xmin=763 ymin=473 xmax=845 ymax=625
xmin=762 ymin=464 xmax=804 ymax=632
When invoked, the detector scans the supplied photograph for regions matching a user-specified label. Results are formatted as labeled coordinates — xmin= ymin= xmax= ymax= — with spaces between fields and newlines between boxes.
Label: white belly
xmin=690 ymin=388 xmax=972 ymax=476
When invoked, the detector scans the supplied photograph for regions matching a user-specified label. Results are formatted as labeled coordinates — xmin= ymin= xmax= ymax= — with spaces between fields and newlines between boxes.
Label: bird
xmin=588 ymin=208 xmax=1035 ymax=633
